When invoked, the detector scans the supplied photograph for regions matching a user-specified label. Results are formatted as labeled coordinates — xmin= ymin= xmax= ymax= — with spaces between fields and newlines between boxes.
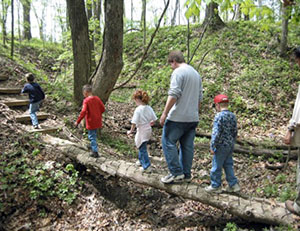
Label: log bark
xmin=42 ymin=135 xmax=299 ymax=226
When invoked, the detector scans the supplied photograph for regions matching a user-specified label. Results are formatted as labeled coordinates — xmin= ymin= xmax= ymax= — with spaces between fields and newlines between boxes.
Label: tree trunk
xmin=21 ymin=0 xmax=31 ymax=40
xmin=141 ymin=0 xmax=146 ymax=47
xmin=86 ymin=0 xmax=96 ymax=70
xmin=1 ymin=0 xmax=9 ymax=46
xmin=234 ymin=4 xmax=241 ymax=20
xmin=42 ymin=135 xmax=298 ymax=226
xmin=66 ymin=0 xmax=92 ymax=105
xmin=203 ymin=2 xmax=225 ymax=30
xmin=11 ymin=0 xmax=14 ymax=59
xmin=91 ymin=0 xmax=123 ymax=104
xmin=280 ymin=4 xmax=291 ymax=57
xmin=171 ymin=0 xmax=180 ymax=26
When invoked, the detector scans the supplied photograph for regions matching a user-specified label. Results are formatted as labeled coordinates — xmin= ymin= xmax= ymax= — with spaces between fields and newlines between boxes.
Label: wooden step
xmin=0 ymin=76 xmax=9 ymax=81
xmin=0 ymin=88 xmax=22 ymax=94
xmin=3 ymin=99 xmax=29 ymax=107
xmin=28 ymin=127 xmax=60 ymax=134
xmin=15 ymin=113 xmax=50 ymax=122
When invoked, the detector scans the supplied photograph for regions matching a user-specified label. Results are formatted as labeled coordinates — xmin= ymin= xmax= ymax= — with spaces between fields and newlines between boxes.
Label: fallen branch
xmin=42 ymin=135 xmax=299 ymax=226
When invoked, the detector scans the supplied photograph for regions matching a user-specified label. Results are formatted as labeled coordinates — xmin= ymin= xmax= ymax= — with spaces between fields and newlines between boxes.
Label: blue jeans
xmin=210 ymin=145 xmax=238 ymax=188
xmin=88 ymin=129 xmax=98 ymax=153
xmin=162 ymin=120 xmax=198 ymax=178
xmin=29 ymin=100 xmax=41 ymax=126
xmin=138 ymin=141 xmax=151 ymax=170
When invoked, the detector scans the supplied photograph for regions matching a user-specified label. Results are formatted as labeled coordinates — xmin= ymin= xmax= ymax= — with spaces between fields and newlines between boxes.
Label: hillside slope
xmin=119 ymin=21 xmax=300 ymax=142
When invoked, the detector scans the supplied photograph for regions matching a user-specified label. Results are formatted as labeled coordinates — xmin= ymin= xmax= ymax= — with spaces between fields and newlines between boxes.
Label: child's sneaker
xmin=90 ymin=151 xmax=99 ymax=158
xmin=226 ymin=183 xmax=241 ymax=193
xmin=141 ymin=166 xmax=152 ymax=173
xmin=160 ymin=173 xmax=184 ymax=184
xmin=135 ymin=160 xmax=141 ymax=166
xmin=33 ymin=125 xmax=40 ymax=129
xmin=205 ymin=185 xmax=222 ymax=194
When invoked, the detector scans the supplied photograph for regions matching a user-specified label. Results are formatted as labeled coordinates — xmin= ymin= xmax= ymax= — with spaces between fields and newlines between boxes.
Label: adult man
xmin=285 ymin=46 xmax=300 ymax=216
xmin=160 ymin=50 xmax=203 ymax=184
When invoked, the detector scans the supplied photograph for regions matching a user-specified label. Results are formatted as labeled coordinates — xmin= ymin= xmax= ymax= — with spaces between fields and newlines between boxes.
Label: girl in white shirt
xmin=127 ymin=90 xmax=157 ymax=171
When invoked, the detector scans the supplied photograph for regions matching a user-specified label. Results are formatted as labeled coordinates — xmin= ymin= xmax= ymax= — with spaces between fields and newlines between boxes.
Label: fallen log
xmin=42 ymin=135 xmax=299 ymax=226
xmin=195 ymin=143 xmax=299 ymax=160
xmin=0 ymin=88 xmax=22 ymax=94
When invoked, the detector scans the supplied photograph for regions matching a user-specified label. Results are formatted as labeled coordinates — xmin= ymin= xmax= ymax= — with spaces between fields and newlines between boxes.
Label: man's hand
xmin=283 ymin=130 xmax=292 ymax=145
xmin=160 ymin=113 xmax=167 ymax=127
xmin=210 ymin=150 xmax=214 ymax=155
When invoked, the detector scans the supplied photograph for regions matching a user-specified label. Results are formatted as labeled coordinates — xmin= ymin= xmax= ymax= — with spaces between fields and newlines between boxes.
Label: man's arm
xmin=160 ymin=96 xmax=177 ymax=126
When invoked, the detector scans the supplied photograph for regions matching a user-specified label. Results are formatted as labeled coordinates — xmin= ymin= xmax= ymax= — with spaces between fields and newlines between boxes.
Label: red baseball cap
xmin=214 ymin=94 xmax=229 ymax=103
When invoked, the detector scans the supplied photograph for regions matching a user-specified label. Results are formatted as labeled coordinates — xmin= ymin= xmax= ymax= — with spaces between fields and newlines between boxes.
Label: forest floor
xmin=1 ymin=71 xmax=298 ymax=230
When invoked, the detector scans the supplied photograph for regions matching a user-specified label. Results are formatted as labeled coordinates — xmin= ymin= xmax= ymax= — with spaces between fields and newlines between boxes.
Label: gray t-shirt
xmin=167 ymin=64 xmax=203 ymax=122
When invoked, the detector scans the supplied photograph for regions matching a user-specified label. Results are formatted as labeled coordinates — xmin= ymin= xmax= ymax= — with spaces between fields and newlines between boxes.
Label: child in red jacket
xmin=75 ymin=84 xmax=105 ymax=158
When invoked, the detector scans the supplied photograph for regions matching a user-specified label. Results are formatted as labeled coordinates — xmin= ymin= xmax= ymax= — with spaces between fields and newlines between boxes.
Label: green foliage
xmin=224 ymin=222 xmax=238 ymax=231
xmin=0 ymin=136 xmax=82 ymax=212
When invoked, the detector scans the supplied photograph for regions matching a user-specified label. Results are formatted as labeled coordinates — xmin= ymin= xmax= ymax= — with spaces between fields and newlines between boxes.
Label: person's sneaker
xmin=90 ymin=151 xmax=99 ymax=158
xmin=205 ymin=185 xmax=222 ymax=193
xmin=33 ymin=125 xmax=40 ymax=129
xmin=285 ymin=200 xmax=300 ymax=216
xmin=160 ymin=174 xmax=184 ymax=184
xmin=141 ymin=166 xmax=152 ymax=173
xmin=135 ymin=160 xmax=142 ymax=166
xmin=184 ymin=176 xmax=193 ymax=183
xmin=226 ymin=183 xmax=241 ymax=193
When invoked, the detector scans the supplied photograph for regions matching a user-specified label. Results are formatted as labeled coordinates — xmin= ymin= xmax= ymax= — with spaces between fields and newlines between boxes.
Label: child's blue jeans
xmin=138 ymin=141 xmax=151 ymax=170
xmin=210 ymin=145 xmax=238 ymax=188
xmin=29 ymin=100 xmax=42 ymax=126
xmin=88 ymin=129 xmax=98 ymax=153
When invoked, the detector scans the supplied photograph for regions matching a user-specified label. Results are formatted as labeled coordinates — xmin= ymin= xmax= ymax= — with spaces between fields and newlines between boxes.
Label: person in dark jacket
xmin=21 ymin=73 xmax=45 ymax=129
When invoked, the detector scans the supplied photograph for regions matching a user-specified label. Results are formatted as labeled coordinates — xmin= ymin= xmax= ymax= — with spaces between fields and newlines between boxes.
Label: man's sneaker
xmin=135 ymin=160 xmax=142 ymax=166
xmin=226 ymin=183 xmax=241 ymax=193
xmin=205 ymin=185 xmax=222 ymax=194
xmin=160 ymin=174 xmax=184 ymax=184
xmin=184 ymin=176 xmax=193 ymax=183
xmin=33 ymin=125 xmax=40 ymax=129
xmin=141 ymin=166 xmax=152 ymax=173
xmin=90 ymin=151 xmax=99 ymax=158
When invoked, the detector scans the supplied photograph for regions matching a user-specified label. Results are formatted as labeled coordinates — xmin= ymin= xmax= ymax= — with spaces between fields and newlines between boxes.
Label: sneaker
xmin=226 ymin=183 xmax=241 ymax=193
xmin=90 ymin=151 xmax=99 ymax=158
xmin=141 ymin=166 xmax=152 ymax=173
xmin=33 ymin=125 xmax=40 ymax=129
xmin=160 ymin=174 xmax=184 ymax=184
xmin=184 ymin=176 xmax=193 ymax=183
xmin=205 ymin=185 xmax=222 ymax=193
xmin=135 ymin=160 xmax=142 ymax=166
xmin=285 ymin=200 xmax=300 ymax=216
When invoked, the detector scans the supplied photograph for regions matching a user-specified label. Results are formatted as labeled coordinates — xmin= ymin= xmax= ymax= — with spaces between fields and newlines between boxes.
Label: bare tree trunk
xmin=93 ymin=0 xmax=102 ymax=49
xmin=1 ymin=0 xmax=9 ymax=46
xmin=234 ymin=4 xmax=241 ymax=20
xmin=86 ymin=0 xmax=96 ymax=70
xmin=280 ymin=3 xmax=291 ymax=56
xmin=203 ymin=2 xmax=225 ymax=30
xmin=141 ymin=0 xmax=146 ymax=47
xmin=171 ymin=0 xmax=179 ymax=26
xmin=21 ymin=0 xmax=32 ymax=40
xmin=66 ymin=0 xmax=92 ymax=105
xmin=91 ymin=0 xmax=123 ymax=104
xmin=11 ymin=0 xmax=14 ymax=59
xmin=42 ymin=135 xmax=298 ymax=226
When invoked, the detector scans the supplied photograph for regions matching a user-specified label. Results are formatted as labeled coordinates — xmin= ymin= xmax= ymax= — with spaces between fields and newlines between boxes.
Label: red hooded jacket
xmin=76 ymin=96 xmax=105 ymax=130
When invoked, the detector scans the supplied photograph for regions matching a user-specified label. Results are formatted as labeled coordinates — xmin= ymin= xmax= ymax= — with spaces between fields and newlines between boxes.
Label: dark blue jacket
xmin=21 ymin=82 xmax=45 ymax=103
